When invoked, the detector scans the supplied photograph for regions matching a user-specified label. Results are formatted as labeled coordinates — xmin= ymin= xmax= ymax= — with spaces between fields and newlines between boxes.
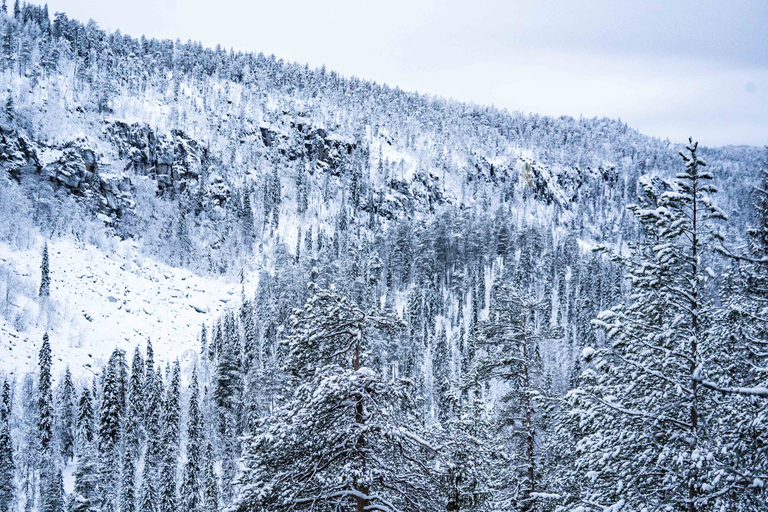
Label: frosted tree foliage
xmin=0 ymin=3 xmax=764 ymax=512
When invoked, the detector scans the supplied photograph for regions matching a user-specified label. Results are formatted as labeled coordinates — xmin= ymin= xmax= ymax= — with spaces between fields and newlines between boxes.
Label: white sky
xmin=45 ymin=0 xmax=768 ymax=147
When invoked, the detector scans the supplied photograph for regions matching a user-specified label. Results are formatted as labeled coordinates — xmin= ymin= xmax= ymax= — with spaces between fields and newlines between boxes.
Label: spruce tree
xmin=137 ymin=467 xmax=158 ymax=512
xmin=76 ymin=388 xmax=95 ymax=451
xmin=100 ymin=351 xmax=124 ymax=512
xmin=72 ymin=388 xmax=100 ymax=512
xmin=125 ymin=346 xmax=145 ymax=459
xmin=119 ymin=447 xmax=136 ymax=512
xmin=158 ymin=362 xmax=180 ymax=512
xmin=40 ymin=241 xmax=50 ymax=298
xmin=58 ymin=367 xmax=76 ymax=462
xmin=0 ymin=381 xmax=14 ymax=512
xmin=39 ymin=332 xmax=54 ymax=455
xmin=41 ymin=467 xmax=63 ymax=512
xmin=202 ymin=442 xmax=218 ymax=512
xmin=180 ymin=368 xmax=202 ymax=512
xmin=476 ymin=279 xmax=554 ymax=510
xmin=432 ymin=326 xmax=453 ymax=424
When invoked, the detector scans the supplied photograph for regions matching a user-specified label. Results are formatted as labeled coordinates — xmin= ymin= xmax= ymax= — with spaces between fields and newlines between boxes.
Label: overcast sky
xmin=46 ymin=0 xmax=768 ymax=147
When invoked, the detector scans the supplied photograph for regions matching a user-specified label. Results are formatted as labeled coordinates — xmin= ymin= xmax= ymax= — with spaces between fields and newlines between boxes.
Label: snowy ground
xmin=0 ymin=237 xmax=241 ymax=384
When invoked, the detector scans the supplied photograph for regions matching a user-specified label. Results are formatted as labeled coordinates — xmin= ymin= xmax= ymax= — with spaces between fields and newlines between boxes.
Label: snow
xmin=581 ymin=346 xmax=596 ymax=360
xmin=0 ymin=237 xmax=239 ymax=382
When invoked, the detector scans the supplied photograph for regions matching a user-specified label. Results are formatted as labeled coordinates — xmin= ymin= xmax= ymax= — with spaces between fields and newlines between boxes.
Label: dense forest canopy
xmin=0 ymin=2 xmax=766 ymax=512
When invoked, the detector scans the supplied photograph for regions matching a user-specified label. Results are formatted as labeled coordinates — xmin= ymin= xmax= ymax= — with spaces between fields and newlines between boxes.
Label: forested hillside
xmin=0 ymin=2 xmax=765 ymax=511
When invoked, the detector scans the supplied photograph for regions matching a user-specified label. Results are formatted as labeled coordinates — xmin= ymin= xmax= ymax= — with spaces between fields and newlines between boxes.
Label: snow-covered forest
xmin=0 ymin=2 xmax=766 ymax=511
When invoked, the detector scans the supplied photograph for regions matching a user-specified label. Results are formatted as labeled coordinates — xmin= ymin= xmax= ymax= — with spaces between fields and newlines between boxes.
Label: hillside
xmin=0 ymin=4 xmax=766 ymax=512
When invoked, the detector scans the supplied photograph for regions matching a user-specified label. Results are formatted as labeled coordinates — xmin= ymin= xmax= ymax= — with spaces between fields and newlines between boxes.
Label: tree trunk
xmin=353 ymin=326 xmax=370 ymax=512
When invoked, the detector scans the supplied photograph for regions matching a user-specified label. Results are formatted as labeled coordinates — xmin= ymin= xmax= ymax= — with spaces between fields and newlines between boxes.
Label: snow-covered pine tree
xmin=20 ymin=375 xmax=39 ymax=512
xmin=58 ymin=367 xmax=76 ymax=462
xmin=38 ymin=332 xmax=60 ymax=512
xmin=119 ymin=446 xmax=135 ymax=512
xmin=38 ymin=332 xmax=54 ymax=455
xmin=697 ymin=149 xmax=768 ymax=507
xmin=437 ymin=366 xmax=499 ymax=511
xmin=180 ymin=367 xmax=202 ymax=512
xmin=235 ymin=284 xmax=437 ymax=511
xmin=40 ymin=467 xmax=63 ymax=512
xmin=39 ymin=241 xmax=50 ymax=298
xmin=202 ymin=442 xmax=218 ymax=512
xmin=71 ymin=390 xmax=100 ymax=512
xmin=476 ymin=277 xmax=554 ymax=511
xmin=124 ymin=346 xmax=145 ymax=459
xmin=214 ymin=313 xmax=242 ymax=505
xmin=159 ymin=361 xmax=180 ymax=512
xmin=432 ymin=325 xmax=453 ymax=424
xmin=99 ymin=350 xmax=124 ymax=512
xmin=137 ymin=466 xmax=157 ymax=512
xmin=572 ymin=140 xmax=728 ymax=511
xmin=0 ymin=381 xmax=14 ymax=512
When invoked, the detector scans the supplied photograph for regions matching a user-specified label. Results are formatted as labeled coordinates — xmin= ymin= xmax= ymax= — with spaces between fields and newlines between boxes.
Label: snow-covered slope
xmin=0 ymin=237 xmax=241 ymax=382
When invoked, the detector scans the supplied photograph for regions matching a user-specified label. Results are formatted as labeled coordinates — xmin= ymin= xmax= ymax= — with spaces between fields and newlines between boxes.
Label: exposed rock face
xmin=1 ymin=128 xmax=132 ymax=218
xmin=103 ymin=121 xmax=205 ymax=194
xmin=259 ymin=119 xmax=355 ymax=172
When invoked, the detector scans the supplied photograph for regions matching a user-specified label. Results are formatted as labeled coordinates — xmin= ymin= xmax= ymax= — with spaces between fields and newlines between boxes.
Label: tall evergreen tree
xmin=202 ymin=442 xmax=218 ymax=512
xmin=476 ymin=279 xmax=554 ymax=511
xmin=235 ymin=284 xmax=437 ymax=511
xmin=40 ymin=241 xmax=50 ymax=298
xmin=100 ymin=351 xmax=124 ymax=512
xmin=564 ymin=140 xmax=729 ymax=511
xmin=124 ymin=346 xmax=145 ymax=459
xmin=180 ymin=367 xmax=202 ymax=512
xmin=0 ymin=381 xmax=14 ymax=512
xmin=58 ymin=367 xmax=76 ymax=462
xmin=39 ymin=333 xmax=54 ymax=455
xmin=72 ymin=387 xmax=100 ymax=512
xmin=137 ymin=467 xmax=157 ymax=512
xmin=119 ymin=447 xmax=135 ymax=512
xmin=159 ymin=361 xmax=180 ymax=512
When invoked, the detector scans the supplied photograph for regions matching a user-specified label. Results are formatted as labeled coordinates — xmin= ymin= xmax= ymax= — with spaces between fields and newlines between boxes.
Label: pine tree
xmin=100 ymin=351 xmax=123 ymax=452
xmin=438 ymin=377 xmax=499 ymax=512
xmin=569 ymin=140 xmax=729 ymax=511
xmin=476 ymin=278 xmax=554 ymax=510
xmin=41 ymin=467 xmax=63 ymax=512
xmin=432 ymin=326 xmax=453 ymax=424
xmin=0 ymin=381 xmax=14 ymax=512
xmin=39 ymin=332 xmax=54 ymax=455
xmin=214 ymin=313 xmax=242 ymax=504
xmin=76 ymin=388 xmax=94 ymax=451
xmin=202 ymin=442 xmax=218 ymax=512
xmin=40 ymin=241 xmax=50 ymax=298
xmin=119 ymin=447 xmax=136 ymax=512
xmin=200 ymin=325 xmax=208 ymax=360
xmin=72 ymin=387 xmax=100 ymax=512
xmin=697 ymin=148 xmax=768 ymax=507
xmin=100 ymin=350 xmax=124 ymax=512
xmin=3 ymin=92 xmax=12 ymax=123
xmin=59 ymin=367 xmax=76 ymax=462
xmin=235 ymin=284 xmax=437 ymax=511
xmin=180 ymin=368 xmax=202 ymax=512
xmin=137 ymin=467 xmax=157 ymax=512
xmin=125 ymin=346 xmax=145 ymax=459
xmin=159 ymin=361 xmax=180 ymax=512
